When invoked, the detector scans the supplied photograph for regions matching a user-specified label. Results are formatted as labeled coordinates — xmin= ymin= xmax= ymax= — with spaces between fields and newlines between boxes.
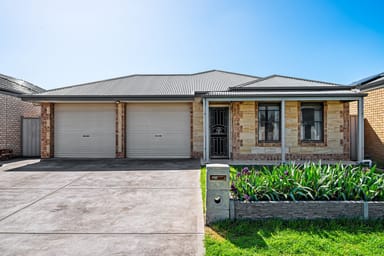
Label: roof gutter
xmin=202 ymin=94 xmax=366 ymax=103
xmin=228 ymin=85 xmax=353 ymax=91
xmin=202 ymin=92 xmax=367 ymax=99
xmin=21 ymin=95 xmax=195 ymax=102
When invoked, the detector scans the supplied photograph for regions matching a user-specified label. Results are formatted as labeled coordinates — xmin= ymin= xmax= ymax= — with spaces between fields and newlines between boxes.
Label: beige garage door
xmin=54 ymin=104 xmax=115 ymax=158
xmin=126 ymin=103 xmax=191 ymax=158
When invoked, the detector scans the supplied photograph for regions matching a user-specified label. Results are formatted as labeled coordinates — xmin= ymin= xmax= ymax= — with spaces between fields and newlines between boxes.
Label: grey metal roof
xmin=22 ymin=69 xmax=364 ymax=101
xmin=352 ymin=72 xmax=384 ymax=91
xmin=36 ymin=70 xmax=259 ymax=97
xmin=351 ymin=72 xmax=384 ymax=86
xmin=0 ymin=73 xmax=45 ymax=95
xmin=232 ymin=75 xmax=342 ymax=89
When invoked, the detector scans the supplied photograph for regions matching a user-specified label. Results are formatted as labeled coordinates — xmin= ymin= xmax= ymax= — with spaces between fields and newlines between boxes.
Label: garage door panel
xmin=126 ymin=103 xmax=191 ymax=159
xmin=54 ymin=104 xmax=115 ymax=158
xmin=56 ymin=114 xmax=113 ymax=130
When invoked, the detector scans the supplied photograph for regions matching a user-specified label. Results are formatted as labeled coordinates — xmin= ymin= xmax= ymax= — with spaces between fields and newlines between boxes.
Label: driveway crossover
xmin=0 ymin=159 xmax=204 ymax=256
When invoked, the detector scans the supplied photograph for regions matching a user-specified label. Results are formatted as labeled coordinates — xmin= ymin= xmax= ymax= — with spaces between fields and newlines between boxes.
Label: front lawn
xmin=206 ymin=219 xmax=384 ymax=256
xmin=200 ymin=166 xmax=206 ymax=213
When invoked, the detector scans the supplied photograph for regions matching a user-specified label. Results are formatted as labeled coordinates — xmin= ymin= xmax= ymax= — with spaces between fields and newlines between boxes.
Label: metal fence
xmin=22 ymin=117 xmax=40 ymax=157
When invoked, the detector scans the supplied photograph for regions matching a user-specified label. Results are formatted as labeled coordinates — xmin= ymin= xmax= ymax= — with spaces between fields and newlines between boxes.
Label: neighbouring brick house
xmin=0 ymin=73 xmax=45 ymax=156
xmin=22 ymin=70 xmax=365 ymax=162
xmin=350 ymin=73 xmax=384 ymax=165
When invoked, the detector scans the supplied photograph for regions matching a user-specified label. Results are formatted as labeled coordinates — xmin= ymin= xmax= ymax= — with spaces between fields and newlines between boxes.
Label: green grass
xmin=200 ymin=167 xmax=206 ymax=213
xmin=205 ymin=219 xmax=384 ymax=256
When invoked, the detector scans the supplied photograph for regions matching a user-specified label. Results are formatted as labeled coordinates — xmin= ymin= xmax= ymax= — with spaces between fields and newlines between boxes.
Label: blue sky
xmin=0 ymin=0 xmax=383 ymax=89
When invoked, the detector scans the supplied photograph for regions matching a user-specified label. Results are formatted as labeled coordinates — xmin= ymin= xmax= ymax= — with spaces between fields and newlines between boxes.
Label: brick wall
xmin=352 ymin=88 xmax=384 ymax=164
xmin=115 ymin=103 xmax=126 ymax=158
xmin=192 ymin=98 xmax=203 ymax=158
xmin=349 ymin=101 xmax=357 ymax=115
xmin=231 ymin=101 xmax=349 ymax=161
xmin=232 ymin=200 xmax=384 ymax=220
xmin=239 ymin=102 xmax=256 ymax=154
xmin=231 ymin=102 xmax=241 ymax=158
xmin=0 ymin=93 xmax=40 ymax=156
xmin=40 ymin=103 xmax=54 ymax=158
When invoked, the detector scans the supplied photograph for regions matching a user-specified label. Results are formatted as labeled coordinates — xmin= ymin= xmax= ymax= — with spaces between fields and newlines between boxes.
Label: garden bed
xmin=229 ymin=163 xmax=384 ymax=220
xmin=231 ymin=163 xmax=384 ymax=201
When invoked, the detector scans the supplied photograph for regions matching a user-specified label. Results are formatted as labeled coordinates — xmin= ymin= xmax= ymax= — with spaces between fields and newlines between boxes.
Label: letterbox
xmin=206 ymin=163 xmax=230 ymax=224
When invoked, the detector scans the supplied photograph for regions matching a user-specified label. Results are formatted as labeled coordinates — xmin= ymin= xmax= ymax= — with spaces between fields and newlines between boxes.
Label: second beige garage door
xmin=126 ymin=103 xmax=191 ymax=158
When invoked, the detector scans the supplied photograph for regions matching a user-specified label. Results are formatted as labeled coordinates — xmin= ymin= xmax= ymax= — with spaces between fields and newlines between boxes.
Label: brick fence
xmin=230 ymin=200 xmax=384 ymax=220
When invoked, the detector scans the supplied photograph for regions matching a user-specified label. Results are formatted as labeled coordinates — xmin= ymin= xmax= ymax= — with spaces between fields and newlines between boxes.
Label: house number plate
xmin=209 ymin=175 xmax=227 ymax=181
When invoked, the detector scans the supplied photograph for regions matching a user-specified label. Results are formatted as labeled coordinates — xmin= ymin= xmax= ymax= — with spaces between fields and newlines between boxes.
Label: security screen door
xmin=209 ymin=107 xmax=229 ymax=159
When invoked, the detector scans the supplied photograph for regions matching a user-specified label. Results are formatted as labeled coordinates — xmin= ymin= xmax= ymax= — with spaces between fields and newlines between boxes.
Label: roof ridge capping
xmin=202 ymin=69 xmax=260 ymax=79
xmin=230 ymin=74 xmax=347 ymax=90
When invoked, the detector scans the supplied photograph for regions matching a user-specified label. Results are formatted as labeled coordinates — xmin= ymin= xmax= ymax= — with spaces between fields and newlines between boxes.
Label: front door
xmin=209 ymin=107 xmax=229 ymax=159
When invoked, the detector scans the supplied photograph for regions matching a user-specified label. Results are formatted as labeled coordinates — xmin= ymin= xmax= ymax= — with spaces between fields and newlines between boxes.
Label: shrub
xmin=230 ymin=163 xmax=384 ymax=201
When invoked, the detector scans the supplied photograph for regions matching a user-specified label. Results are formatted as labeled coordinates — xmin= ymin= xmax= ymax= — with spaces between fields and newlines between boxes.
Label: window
xmin=258 ymin=104 xmax=280 ymax=142
xmin=300 ymin=103 xmax=323 ymax=142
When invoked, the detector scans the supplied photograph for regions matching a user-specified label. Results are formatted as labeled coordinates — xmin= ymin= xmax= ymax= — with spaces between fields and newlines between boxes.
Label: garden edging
xmin=230 ymin=200 xmax=384 ymax=220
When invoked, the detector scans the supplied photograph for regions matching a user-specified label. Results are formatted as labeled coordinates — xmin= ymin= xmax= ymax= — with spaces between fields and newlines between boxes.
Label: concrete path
xmin=0 ymin=159 xmax=204 ymax=256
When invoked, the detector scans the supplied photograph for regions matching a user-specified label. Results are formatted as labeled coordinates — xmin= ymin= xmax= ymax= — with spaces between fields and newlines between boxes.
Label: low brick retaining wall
xmin=230 ymin=200 xmax=384 ymax=220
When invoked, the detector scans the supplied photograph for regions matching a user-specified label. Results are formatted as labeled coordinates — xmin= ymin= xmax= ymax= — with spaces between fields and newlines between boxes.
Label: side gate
xmin=22 ymin=117 xmax=41 ymax=157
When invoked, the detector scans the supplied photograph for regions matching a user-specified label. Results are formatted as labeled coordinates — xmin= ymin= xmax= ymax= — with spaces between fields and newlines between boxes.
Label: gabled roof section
xmin=352 ymin=72 xmax=384 ymax=91
xmin=0 ymin=73 xmax=45 ymax=95
xmin=35 ymin=70 xmax=259 ymax=97
xmin=230 ymin=74 xmax=344 ymax=91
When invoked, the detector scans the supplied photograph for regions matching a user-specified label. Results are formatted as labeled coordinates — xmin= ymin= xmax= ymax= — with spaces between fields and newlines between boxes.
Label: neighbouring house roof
xmin=0 ymin=73 xmax=45 ymax=95
xmin=21 ymin=70 xmax=365 ymax=101
xmin=352 ymin=72 xmax=384 ymax=91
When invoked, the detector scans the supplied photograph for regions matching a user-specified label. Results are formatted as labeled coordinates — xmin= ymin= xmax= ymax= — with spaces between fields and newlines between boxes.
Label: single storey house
xmin=1 ymin=73 xmax=45 ymax=157
xmin=350 ymin=73 xmax=384 ymax=165
xmin=22 ymin=70 xmax=366 ymax=163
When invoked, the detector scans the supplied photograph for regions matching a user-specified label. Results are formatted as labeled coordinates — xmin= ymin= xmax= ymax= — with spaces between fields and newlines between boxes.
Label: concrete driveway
xmin=0 ymin=159 xmax=204 ymax=256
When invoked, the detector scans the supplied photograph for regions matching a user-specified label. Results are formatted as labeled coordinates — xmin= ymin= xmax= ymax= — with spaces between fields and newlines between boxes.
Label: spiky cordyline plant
xmin=231 ymin=163 xmax=384 ymax=201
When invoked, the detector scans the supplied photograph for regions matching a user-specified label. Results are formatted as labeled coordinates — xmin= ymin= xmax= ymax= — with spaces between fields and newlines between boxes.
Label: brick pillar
xmin=115 ymin=102 xmax=126 ymax=158
xmin=192 ymin=98 xmax=203 ymax=158
xmin=231 ymin=102 xmax=241 ymax=159
xmin=41 ymin=103 xmax=54 ymax=158
xmin=343 ymin=102 xmax=350 ymax=160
